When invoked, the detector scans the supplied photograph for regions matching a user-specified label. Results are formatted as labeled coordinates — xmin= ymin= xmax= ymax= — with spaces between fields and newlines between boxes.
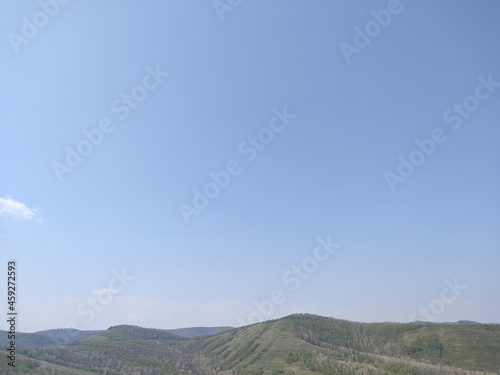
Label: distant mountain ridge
xmin=1 ymin=314 xmax=499 ymax=374
xmin=166 ymin=326 xmax=234 ymax=337
xmin=0 ymin=328 xmax=102 ymax=348
xmin=0 ymin=326 xmax=234 ymax=348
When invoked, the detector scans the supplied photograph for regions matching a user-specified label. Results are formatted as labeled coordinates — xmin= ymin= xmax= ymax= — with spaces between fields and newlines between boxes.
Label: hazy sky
xmin=1 ymin=1 xmax=499 ymax=332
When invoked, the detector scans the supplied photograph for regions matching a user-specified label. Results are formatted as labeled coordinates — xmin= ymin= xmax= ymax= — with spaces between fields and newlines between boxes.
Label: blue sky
xmin=1 ymin=0 xmax=499 ymax=332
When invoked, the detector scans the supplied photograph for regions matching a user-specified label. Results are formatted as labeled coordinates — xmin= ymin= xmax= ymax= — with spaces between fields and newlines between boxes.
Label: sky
xmin=0 ymin=0 xmax=499 ymax=333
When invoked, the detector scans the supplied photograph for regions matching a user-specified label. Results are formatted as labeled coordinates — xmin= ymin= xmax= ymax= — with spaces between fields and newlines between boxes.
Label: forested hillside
xmin=1 ymin=314 xmax=499 ymax=374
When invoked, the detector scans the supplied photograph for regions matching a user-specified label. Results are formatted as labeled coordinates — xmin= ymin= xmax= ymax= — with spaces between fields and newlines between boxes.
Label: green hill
xmin=2 ymin=314 xmax=499 ymax=374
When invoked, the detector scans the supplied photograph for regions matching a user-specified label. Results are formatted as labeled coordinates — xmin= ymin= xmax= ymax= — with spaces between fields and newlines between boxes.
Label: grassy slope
xmin=188 ymin=318 xmax=318 ymax=374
